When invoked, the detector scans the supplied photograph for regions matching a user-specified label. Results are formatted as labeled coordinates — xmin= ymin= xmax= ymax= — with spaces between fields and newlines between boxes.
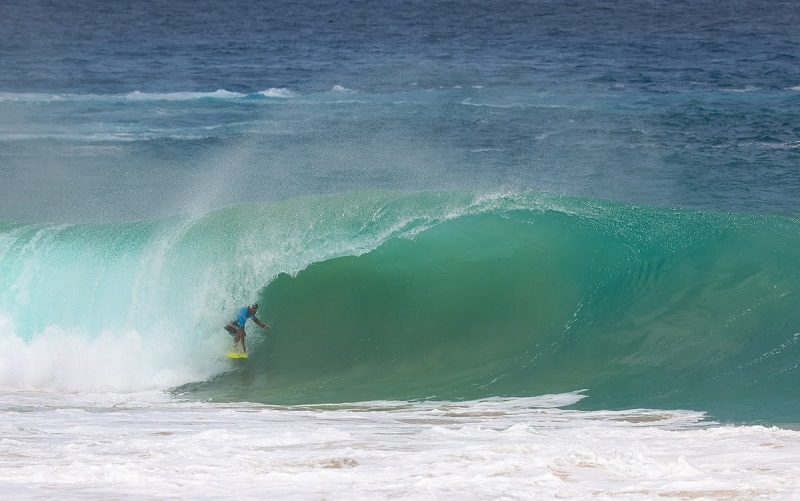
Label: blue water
xmin=1 ymin=0 xmax=799 ymax=423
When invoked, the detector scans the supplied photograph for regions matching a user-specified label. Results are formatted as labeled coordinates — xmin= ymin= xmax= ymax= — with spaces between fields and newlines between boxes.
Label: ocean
xmin=1 ymin=0 xmax=799 ymax=498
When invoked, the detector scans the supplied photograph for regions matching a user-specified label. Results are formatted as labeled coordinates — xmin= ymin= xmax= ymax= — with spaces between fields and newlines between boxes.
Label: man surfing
xmin=224 ymin=303 xmax=270 ymax=354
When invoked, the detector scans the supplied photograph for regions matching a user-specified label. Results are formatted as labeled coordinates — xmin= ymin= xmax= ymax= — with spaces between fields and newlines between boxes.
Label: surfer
xmin=224 ymin=303 xmax=270 ymax=354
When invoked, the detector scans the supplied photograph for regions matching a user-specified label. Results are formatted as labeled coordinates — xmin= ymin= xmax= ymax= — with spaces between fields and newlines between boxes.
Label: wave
xmin=0 ymin=191 xmax=491 ymax=390
xmin=2 ymin=191 xmax=799 ymax=421
xmin=0 ymin=88 xmax=299 ymax=104
xmin=2 ymin=85 xmax=799 ymax=106
xmin=0 ymin=86 xmax=375 ymax=104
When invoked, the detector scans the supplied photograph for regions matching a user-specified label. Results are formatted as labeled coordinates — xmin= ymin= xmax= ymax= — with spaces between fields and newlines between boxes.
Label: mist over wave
xmin=2 ymin=84 xmax=798 ymax=224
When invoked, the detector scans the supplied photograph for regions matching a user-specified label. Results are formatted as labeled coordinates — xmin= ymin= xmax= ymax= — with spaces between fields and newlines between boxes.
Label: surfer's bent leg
xmin=232 ymin=326 xmax=246 ymax=353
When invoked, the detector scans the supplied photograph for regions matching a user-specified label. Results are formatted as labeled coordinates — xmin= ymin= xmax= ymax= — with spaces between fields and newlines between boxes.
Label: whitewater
xmin=4 ymin=391 xmax=800 ymax=499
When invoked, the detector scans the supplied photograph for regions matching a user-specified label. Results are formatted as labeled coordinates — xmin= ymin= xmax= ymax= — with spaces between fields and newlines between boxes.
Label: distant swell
xmin=0 ymin=88 xmax=302 ymax=103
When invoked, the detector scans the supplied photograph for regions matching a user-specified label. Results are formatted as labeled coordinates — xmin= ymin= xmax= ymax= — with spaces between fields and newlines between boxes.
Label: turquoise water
xmin=4 ymin=2 xmax=800 ymax=497
xmin=2 ymin=0 xmax=800 ymax=427
xmin=3 ymin=191 xmax=798 ymax=423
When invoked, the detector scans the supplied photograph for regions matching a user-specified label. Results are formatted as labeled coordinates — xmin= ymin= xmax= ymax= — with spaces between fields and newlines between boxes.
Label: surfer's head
xmin=250 ymin=303 xmax=259 ymax=313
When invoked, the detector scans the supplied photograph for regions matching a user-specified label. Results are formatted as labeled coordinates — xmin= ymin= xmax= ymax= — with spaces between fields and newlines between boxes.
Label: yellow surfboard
xmin=226 ymin=352 xmax=248 ymax=359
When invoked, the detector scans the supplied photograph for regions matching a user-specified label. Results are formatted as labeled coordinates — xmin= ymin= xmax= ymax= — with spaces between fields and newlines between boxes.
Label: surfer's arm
xmin=254 ymin=317 xmax=270 ymax=329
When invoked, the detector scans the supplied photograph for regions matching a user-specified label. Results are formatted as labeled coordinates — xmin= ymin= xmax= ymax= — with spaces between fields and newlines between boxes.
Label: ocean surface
xmin=2 ymin=0 xmax=800 ymax=498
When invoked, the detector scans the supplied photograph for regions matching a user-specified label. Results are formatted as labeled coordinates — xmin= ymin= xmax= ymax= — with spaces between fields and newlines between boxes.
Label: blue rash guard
xmin=236 ymin=306 xmax=256 ymax=328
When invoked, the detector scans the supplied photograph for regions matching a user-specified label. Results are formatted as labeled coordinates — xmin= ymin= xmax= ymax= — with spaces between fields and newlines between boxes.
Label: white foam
xmin=0 ymin=317 xmax=228 ymax=393
xmin=331 ymin=84 xmax=357 ymax=93
xmin=725 ymin=86 xmax=759 ymax=92
xmin=0 ymin=92 xmax=67 ymax=102
xmin=0 ymin=393 xmax=798 ymax=499
xmin=125 ymin=89 xmax=245 ymax=101
xmin=0 ymin=90 xmax=247 ymax=103
xmin=258 ymin=88 xmax=299 ymax=98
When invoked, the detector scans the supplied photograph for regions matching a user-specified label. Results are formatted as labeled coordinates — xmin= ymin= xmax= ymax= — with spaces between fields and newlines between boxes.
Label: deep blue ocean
xmin=1 ymin=0 xmax=799 ymax=424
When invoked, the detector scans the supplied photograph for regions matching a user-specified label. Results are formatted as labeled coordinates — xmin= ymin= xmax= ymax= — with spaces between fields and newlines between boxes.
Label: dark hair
xmin=252 ymin=303 xmax=258 ymax=309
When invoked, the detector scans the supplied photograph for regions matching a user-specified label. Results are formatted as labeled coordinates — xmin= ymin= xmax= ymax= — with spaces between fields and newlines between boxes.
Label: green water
xmin=2 ymin=191 xmax=799 ymax=422
xmin=191 ymin=195 xmax=800 ymax=422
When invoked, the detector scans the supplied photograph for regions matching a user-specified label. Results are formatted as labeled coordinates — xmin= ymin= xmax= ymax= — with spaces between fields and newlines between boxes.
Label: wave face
xmin=2 ymin=191 xmax=797 ymax=422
